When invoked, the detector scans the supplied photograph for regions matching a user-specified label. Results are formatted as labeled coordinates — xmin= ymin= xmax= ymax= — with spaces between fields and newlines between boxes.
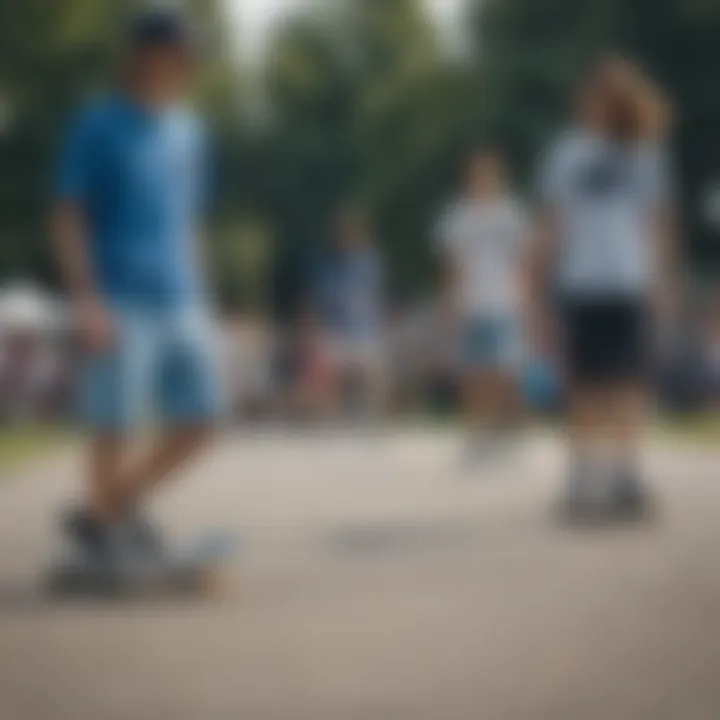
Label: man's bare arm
xmin=52 ymin=201 xmax=113 ymax=352
xmin=523 ymin=206 xmax=558 ymax=356
xmin=52 ymin=201 xmax=96 ymax=300
xmin=441 ymin=254 xmax=462 ymax=329
xmin=652 ymin=205 xmax=680 ymax=321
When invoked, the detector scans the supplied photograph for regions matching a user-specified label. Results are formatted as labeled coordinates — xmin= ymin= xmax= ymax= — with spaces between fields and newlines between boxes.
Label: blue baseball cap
xmin=127 ymin=7 xmax=199 ymax=55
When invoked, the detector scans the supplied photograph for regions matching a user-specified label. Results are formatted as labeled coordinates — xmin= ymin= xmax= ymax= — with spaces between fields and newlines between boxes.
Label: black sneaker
xmin=559 ymin=463 xmax=597 ymax=521
xmin=122 ymin=508 xmax=166 ymax=561
xmin=610 ymin=472 xmax=652 ymax=520
xmin=61 ymin=508 xmax=124 ymax=566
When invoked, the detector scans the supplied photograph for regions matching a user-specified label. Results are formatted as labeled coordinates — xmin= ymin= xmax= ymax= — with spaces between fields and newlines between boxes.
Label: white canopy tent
xmin=0 ymin=281 xmax=70 ymax=336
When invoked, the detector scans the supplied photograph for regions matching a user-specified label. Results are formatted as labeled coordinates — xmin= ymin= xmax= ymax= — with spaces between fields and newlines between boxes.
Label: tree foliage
xmin=0 ymin=0 xmax=238 ymax=285
xmin=0 ymin=0 xmax=718 ymax=308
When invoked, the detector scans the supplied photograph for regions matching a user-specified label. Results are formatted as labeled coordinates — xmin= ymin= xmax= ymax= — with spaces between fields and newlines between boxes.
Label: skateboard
xmin=47 ymin=532 xmax=238 ymax=599
xmin=556 ymin=491 xmax=659 ymax=527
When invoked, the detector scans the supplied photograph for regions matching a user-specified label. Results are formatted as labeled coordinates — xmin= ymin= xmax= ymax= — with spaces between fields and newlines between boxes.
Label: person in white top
xmin=528 ymin=54 xmax=675 ymax=518
xmin=437 ymin=148 xmax=528 ymax=463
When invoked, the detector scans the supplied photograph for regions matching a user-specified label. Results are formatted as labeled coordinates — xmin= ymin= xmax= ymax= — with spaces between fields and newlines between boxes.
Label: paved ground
xmin=1 ymin=429 xmax=720 ymax=720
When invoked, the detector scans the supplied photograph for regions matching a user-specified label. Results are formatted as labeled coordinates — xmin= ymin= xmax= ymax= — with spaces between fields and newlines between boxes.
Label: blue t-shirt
xmin=313 ymin=246 xmax=383 ymax=338
xmin=55 ymin=95 xmax=208 ymax=308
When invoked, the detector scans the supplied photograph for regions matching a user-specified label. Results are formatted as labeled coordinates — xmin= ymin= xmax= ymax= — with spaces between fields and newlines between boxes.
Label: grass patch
xmin=0 ymin=427 xmax=73 ymax=474
xmin=656 ymin=416 xmax=720 ymax=444
xmin=409 ymin=414 xmax=720 ymax=446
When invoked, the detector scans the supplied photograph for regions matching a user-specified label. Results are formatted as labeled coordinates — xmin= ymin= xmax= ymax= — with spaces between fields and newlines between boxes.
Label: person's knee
xmin=173 ymin=424 xmax=216 ymax=448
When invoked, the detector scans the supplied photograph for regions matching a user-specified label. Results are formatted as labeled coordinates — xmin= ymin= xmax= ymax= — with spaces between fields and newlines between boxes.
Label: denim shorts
xmin=461 ymin=315 xmax=522 ymax=370
xmin=80 ymin=305 xmax=221 ymax=434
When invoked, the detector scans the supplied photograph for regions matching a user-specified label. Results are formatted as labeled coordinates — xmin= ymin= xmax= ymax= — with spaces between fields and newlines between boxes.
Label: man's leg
xmin=501 ymin=371 xmax=525 ymax=427
xmin=460 ymin=319 xmax=489 ymax=444
xmin=71 ymin=429 xmax=213 ymax=562
xmin=68 ymin=312 xmax=152 ymax=557
xmin=463 ymin=371 xmax=486 ymax=433
xmin=607 ymin=383 xmax=649 ymax=511
xmin=495 ymin=317 xmax=526 ymax=430
xmin=606 ymin=301 xmax=651 ymax=510
xmin=486 ymin=369 xmax=524 ymax=450
xmin=86 ymin=435 xmax=127 ymax=523
xmin=462 ymin=369 xmax=495 ymax=468
xmin=114 ymin=308 xmax=221 ymax=523
xmin=63 ymin=435 xmax=130 ymax=563
xmin=114 ymin=425 xmax=214 ymax=514
xmin=355 ymin=343 xmax=387 ymax=424
xmin=463 ymin=319 xmax=516 ymax=456
xmin=560 ymin=300 xmax=617 ymax=509
xmin=564 ymin=385 xmax=606 ymax=507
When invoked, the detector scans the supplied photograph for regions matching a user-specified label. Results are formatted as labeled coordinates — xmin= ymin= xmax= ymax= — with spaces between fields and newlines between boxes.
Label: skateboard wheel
xmin=196 ymin=566 xmax=230 ymax=598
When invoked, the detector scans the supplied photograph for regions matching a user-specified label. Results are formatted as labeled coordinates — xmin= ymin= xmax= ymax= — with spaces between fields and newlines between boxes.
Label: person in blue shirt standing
xmin=52 ymin=8 xmax=221 ymax=566
xmin=312 ymin=205 xmax=386 ymax=418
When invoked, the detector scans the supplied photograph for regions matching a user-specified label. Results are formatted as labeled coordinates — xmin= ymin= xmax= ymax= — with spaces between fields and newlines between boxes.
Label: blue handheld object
xmin=523 ymin=360 xmax=561 ymax=411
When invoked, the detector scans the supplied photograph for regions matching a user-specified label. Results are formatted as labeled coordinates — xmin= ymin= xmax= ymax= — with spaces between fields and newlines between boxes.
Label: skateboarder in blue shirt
xmin=52 ymin=8 xmax=221 ymax=567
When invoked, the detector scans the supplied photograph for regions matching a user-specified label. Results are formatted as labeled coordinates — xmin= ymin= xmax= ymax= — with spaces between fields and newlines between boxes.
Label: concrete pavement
xmin=1 ymin=430 xmax=720 ymax=720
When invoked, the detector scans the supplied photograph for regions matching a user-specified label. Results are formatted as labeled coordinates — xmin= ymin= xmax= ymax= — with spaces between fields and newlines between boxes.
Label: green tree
xmin=470 ymin=0 xmax=720 ymax=268
xmin=251 ymin=0 xmax=474 ymax=306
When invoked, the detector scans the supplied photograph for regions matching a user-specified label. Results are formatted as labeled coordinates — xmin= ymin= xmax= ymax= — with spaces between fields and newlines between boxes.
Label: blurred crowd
xmin=5 ymin=275 xmax=720 ymax=426
xmin=223 ymin=286 xmax=720 ymax=424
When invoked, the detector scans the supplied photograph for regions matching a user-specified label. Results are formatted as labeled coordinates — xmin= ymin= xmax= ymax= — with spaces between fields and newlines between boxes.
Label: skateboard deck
xmin=47 ymin=532 xmax=238 ymax=599
xmin=556 ymin=492 xmax=659 ymax=527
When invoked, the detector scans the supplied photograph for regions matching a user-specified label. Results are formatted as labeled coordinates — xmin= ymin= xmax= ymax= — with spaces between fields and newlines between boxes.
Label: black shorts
xmin=562 ymin=297 xmax=649 ymax=386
